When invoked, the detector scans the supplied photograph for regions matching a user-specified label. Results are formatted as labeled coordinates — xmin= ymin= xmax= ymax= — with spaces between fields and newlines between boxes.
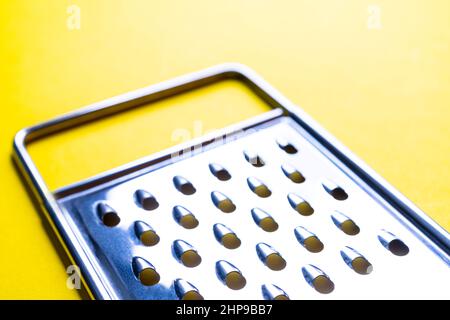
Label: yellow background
xmin=0 ymin=1 xmax=449 ymax=299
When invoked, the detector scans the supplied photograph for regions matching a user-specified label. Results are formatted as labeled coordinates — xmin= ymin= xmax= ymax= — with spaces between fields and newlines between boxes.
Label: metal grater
xmin=13 ymin=64 xmax=450 ymax=300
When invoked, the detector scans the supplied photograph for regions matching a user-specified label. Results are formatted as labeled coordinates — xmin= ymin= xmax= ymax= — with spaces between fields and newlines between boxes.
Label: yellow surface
xmin=0 ymin=1 xmax=449 ymax=299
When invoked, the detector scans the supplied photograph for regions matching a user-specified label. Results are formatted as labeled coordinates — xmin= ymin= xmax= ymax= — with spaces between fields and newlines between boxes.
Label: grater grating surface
xmin=13 ymin=64 xmax=450 ymax=300
xmin=57 ymin=116 xmax=449 ymax=299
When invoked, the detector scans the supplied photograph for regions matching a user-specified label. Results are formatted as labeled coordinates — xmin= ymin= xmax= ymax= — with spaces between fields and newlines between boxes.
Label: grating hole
xmin=262 ymin=284 xmax=290 ymax=300
xmin=282 ymin=164 xmax=306 ymax=184
xmin=341 ymin=220 xmax=360 ymax=236
xmin=221 ymin=233 xmax=241 ymax=249
xmin=225 ymin=271 xmax=247 ymax=290
xmin=341 ymin=247 xmax=373 ymax=275
xmin=173 ymin=240 xmax=202 ymax=268
xmin=102 ymin=212 xmax=120 ymax=227
xmin=216 ymin=261 xmax=246 ymax=290
xmin=173 ymin=176 xmax=196 ymax=195
xmin=332 ymin=211 xmax=360 ymax=236
xmin=302 ymin=265 xmax=335 ymax=294
xmin=244 ymin=150 xmax=265 ymax=167
xmin=174 ymin=279 xmax=204 ymax=300
xmin=218 ymin=199 xmax=236 ymax=213
xmin=277 ymin=138 xmax=298 ymax=154
xmin=352 ymin=257 xmax=373 ymax=275
xmin=266 ymin=253 xmax=287 ymax=271
xmin=140 ymin=230 xmax=160 ymax=247
xmin=303 ymin=236 xmax=324 ymax=253
xmin=288 ymin=193 xmax=314 ymax=216
xmin=132 ymin=257 xmax=160 ymax=286
xmin=180 ymin=215 xmax=199 ymax=229
xmin=182 ymin=291 xmax=204 ymax=300
xmin=212 ymin=191 xmax=236 ymax=213
xmin=180 ymin=250 xmax=202 ymax=268
xmin=135 ymin=189 xmax=159 ymax=211
xmin=297 ymin=202 xmax=314 ymax=216
xmin=257 ymin=243 xmax=286 ymax=271
xmin=252 ymin=208 xmax=279 ymax=232
xmin=330 ymin=188 xmax=348 ymax=200
xmin=294 ymin=226 xmax=324 ymax=253
xmin=260 ymin=217 xmax=278 ymax=232
xmin=313 ymin=275 xmax=335 ymax=294
xmin=139 ymin=268 xmax=160 ymax=286
xmin=323 ymin=180 xmax=348 ymax=201
xmin=97 ymin=203 xmax=120 ymax=227
xmin=173 ymin=206 xmax=199 ymax=229
xmin=213 ymin=223 xmax=241 ymax=249
xmin=388 ymin=239 xmax=409 ymax=256
xmin=248 ymin=177 xmax=272 ymax=198
xmin=209 ymin=163 xmax=232 ymax=181
xmin=378 ymin=230 xmax=409 ymax=256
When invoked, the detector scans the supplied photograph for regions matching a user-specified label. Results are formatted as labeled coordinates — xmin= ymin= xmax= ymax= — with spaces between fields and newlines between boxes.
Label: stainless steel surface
xmin=13 ymin=63 xmax=450 ymax=299
xmin=53 ymin=116 xmax=450 ymax=299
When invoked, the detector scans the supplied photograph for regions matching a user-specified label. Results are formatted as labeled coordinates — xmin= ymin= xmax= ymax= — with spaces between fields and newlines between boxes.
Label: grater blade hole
xmin=102 ymin=212 xmax=121 ymax=227
xmin=244 ymin=150 xmax=265 ymax=167
xmin=213 ymin=223 xmax=241 ymax=249
xmin=135 ymin=189 xmax=159 ymax=210
xmin=97 ymin=203 xmax=120 ymax=227
xmin=211 ymin=191 xmax=236 ymax=213
xmin=332 ymin=211 xmax=360 ymax=235
xmin=247 ymin=177 xmax=272 ymax=198
xmin=262 ymin=284 xmax=290 ymax=300
xmin=180 ymin=215 xmax=199 ymax=229
xmin=180 ymin=250 xmax=202 ymax=268
xmin=330 ymin=188 xmax=348 ymax=201
xmin=282 ymin=164 xmax=305 ymax=183
xmin=266 ymin=253 xmax=287 ymax=271
xmin=304 ymin=236 xmax=324 ymax=253
xmin=181 ymin=291 xmax=204 ymax=300
xmin=288 ymin=193 xmax=314 ymax=216
xmin=352 ymin=257 xmax=373 ymax=275
xmin=313 ymin=275 xmax=335 ymax=294
xmin=174 ymin=279 xmax=204 ymax=300
xmin=260 ymin=217 xmax=279 ymax=232
xmin=341 ymin=220 xmax=360 ymax=236
xmin=218 ymin=199 xmax=236 ymax=213
xmin=134 ymin=221 xmax=159 ymax=246
xmin=173 ymin=206 xmax=199 ymax=229
xmin=173 ymin=176 xmax=196 ymax=195
xmin=140 ymin=230 xmax=160 ymax=247
xmin=132 ymin=257 xmax=160 ymax=286
xmin=277 ymin=138 xmax=298 ymax=154
xmin=252 ymin=208 xmax=279 ymax=232
xmin=296 ymin=202 xmax=314 ymax=216
xmin=225 ymin=271 xmax=247 ymax=290
xmin=209 ymin=163 xmax=232 ymax=181
xmin=257 ymin=243 xmax=286 ymax=271
xmin=294 ymin=226 xmax=324 ymax=252
xmin=341 ymin=247 xmax=373 ymax=275
xmin=139 ymin=268 xmax=160 ymax=286
xmin=323 ymin=180 xmax=348 ymax=200
xmin=302 ymin=265 xmax=335 ymax=294
xmin=173 ymin=240 xmax=202 ymax=268
xmin=221 ymin=233 xmax=241 ymax=249
xmin=378 ymin=230 xmax=409 ymax=256
xmin=388 ymin=239 xmax=409 ymax=256
xmin=216 ymin=261 xmax=246 ymax=290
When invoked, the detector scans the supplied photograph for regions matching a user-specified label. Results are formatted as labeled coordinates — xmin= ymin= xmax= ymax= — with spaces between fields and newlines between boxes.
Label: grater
xmin=13 ymin=63 xmax=450 ymax=300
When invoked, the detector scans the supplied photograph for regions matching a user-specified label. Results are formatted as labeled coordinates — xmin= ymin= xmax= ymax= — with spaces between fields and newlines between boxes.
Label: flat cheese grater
xmin=13 ymin=64 xmax=450 ymax=300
